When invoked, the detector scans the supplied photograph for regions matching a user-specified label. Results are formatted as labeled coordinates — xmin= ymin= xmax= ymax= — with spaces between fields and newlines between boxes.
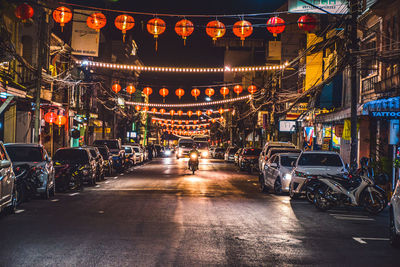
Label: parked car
xmin=260 ymin=152 xmax=300 ymax=194
xmin=123 ymin=145 xmax=137 ymax=168
xmin=238 ymin=148 xmax=262 ymax=173
xmin=265 ymin=148 xmax=302 ymax=163
xmin=85 ymin=146 xmax=105 ymax=181
xmin=93 ymin=139 xmax=125 ymax=172
xmin=95 ymin=145 xmax=113 ymax=176
xmin=0 ymin=141 xmax=17 ymax=214
xmin=5 ymin=143 xmax=55 ymax=199
xmin=132 ymin=145 xmax=144 ymax=163
xmin=258 ymin=141 xmax=296 ymax=176
xmin=213 ymin=148 xmax=225 ymax=159
xmin=390 ymin=179 xmax=400 ymax=247
xmin=224 ymin=147 xmax=239 ymax=162
xmin=289 ymin=151 xmax=346 ymax=199
xmin=234 ymin=148 xmax=243 ymax=165
xmin=53 ymin=147 xmax=97 ymax=189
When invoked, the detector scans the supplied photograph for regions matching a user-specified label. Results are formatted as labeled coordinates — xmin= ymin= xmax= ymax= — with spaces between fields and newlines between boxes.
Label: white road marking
xmin=95 ymin=185 xmax=100 ymax=188
xmin=51 ymin=199 xmax=59 ymax=202
xmin=120 ymin=173 xmax=124 ymax=176
xmin=98 ymin=210 xmax=105 ymax=214
xmin=353 ymin=237 xmax=389 ymax=244
xmin=69 ymin=192 xmax=80 ymax=196
xmin=252 ymin=183 xmax=258 ymax=186
xmin=335 ymin=217 xmax=375 ymax=221
xmin=15 ymin=209 xmax=25 ymax=214
xmin=105 ymin=181 xmax=110 ymax=184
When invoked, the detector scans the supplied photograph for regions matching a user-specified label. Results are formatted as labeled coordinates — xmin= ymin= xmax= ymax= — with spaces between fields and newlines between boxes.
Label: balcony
xmin=361 ymin=74 xmax=379 ymax=102
xmin=375 ymin=72 xmax=400 ymax=94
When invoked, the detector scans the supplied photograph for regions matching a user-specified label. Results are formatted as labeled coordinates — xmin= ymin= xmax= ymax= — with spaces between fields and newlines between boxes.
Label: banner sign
xmin=71 ymin=9 xmax=100 ymax=57
xmin=279 ymin=120 xmax=297 ymax=132
xmin=370 ymin=111 xmax=400 ymax=119
xmin=288 ymin=0 xmax=349 ymax=14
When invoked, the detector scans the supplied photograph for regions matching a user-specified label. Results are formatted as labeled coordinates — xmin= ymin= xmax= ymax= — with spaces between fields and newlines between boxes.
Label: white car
xmin=289 ymin=151 xmax=346 ymax=199
xmin=260 ymin=153 xmax=300 ymax=194
xmin=390 ymin=179 xmax=400 ymax=247
xmin=258 ymin=142 xmax=296 ymax=176
xmin=132 ymin=145 xmax=144 ymax=163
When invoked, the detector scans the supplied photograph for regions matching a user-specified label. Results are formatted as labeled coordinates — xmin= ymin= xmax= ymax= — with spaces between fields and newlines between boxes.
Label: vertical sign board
xmin=390 ymin=120 xmax=400 ymax=145
xmin=71 ymin=10 xmax=100 ymax=57
xmin=288 ymin=0 xmax=349 ymax=14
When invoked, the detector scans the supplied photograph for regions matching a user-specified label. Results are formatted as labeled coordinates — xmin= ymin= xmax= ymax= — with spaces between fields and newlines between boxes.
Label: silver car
xmin=258 ymin=142 xmax=296 ymax=176
xmin=0 ymin=142 xmax=17 ymax=214
xmin=5 ymin=143 xmax=55 ymax=199
xmin=261 ymin=153 xmax=300 ymax=194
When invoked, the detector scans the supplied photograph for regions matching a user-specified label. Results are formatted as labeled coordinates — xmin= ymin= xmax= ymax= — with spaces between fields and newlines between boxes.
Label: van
xmin=176 ymin=138 xmax=194 ymax=159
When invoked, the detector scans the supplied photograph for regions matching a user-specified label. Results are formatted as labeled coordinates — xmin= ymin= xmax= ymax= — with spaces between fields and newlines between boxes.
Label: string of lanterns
xmin=112 ymin=83 xmax=257 ymax=99
xmin=151 ymin=117 xmax=221 ymax=123
xmin=167 ymin=129 xmax=210 ymax=136
xmin=16 ymin=3 xmax=318 ymax=46
xmin=126 ymin=94 xmax=250 ymax=108
xmin=44 ymin=112 xmax=67 ymax=127
xmin=78 ymin=60 xmax=289 ymax=73
xmin=135 ymin=108 xmax=229 ymax=117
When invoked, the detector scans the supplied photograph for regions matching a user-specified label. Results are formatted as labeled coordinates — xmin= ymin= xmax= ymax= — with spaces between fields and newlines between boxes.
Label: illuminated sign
xmin=288 ymin=0 xmax=349 ymax=14
xmin=370 ymin=111 xmax=400 ymax=119
xmin=279 ymin=120 xmax=297 ymax=132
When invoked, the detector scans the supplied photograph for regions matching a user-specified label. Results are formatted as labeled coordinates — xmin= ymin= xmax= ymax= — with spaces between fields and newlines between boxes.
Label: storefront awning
xmin=362 ymin=96 xmax=400 ymax=115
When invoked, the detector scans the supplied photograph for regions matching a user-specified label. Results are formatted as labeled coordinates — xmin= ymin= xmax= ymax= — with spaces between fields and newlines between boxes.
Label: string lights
xmin=145 ymin=109 xmax=229 ymax=117
xmin=127 ymin=95 xmax=250 ymax=108
xmin=77 ymin=60 xmax=289 ymax=73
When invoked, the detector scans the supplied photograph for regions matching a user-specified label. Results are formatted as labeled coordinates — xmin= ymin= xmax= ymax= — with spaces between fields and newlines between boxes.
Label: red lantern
xmin=298 ymin=15 xmax=317 ymax=32
xmin=187 ymin=110 xmax=193 ymax=117
xmin=206 ymin=21 xmax=226 ymax=41
xmin=171 ymin=120 xmax=175 ymax=124
xmin=206 ymin=110 xmax=213 ymax=116
xmin=160 ymin=108 xmax=166 ymax=115
xmin=175 ymin=19 xmax=194 ymax=45
xmin=193 ymin=120 xmax=198 ymax=125
xmin=219 ymin=117 xmax=224 ymax=122
xmin=142 ymin=106 xmax=149 ymax=112
xmin=191 ymin=88 xmax=200 ymax=100
xmin=143 ymin=87 xmax=153 ymax=96
xmin=185 ymin=120 xmax=189 ymax=124
xmin=267 ymin=17 xmax=285 ymax=37
xmin=220 ymin=86 xmax=229 ymax=98
xmin=53 ymin=6 xmax=72 ymax=32
xmin=44 ymin=112 xmax=57 ymax=124
xmin=248 ymin=85 xmax=257 ymax=94
xmin=147 ymin=18 xmax=166 ymax=51
xmin=15 ymin=3 xmax=34 ymax=21
xmin=177 ymin=110 xmax=183 ymax=116
xmin=205 ymin=88 xmax=215 ymax=97
xmin=152 ymin=119 xmax=156 ymax=124
xmin=151 ymin=108 xmax=157 ymax=113
xmin=175 ymin=88 xmax=185 ymax=99
xmin=55 ymin=115 xmax=67 ymax=127
xmin=115 ymin=14 xmax=135 ymax=42
xmin=233 ymin=85 xmax=243 ymax=96
xmin=170 ymin=110 xmax=175 ymax=116
xmin=87 ymin=13 xmax=107 ymax=32
xmin=233 ymin=20 xmax=253 ymax=43
xmin=211 ymin=118 xmax=216 ymax=123
xmin=196 ymin=110 xmax=202 ymax=116
xmin=178 ymin=120 xmax=182 ymax=124
xmin=135 ymin=105 xmax=141 ymax=111
xmin=126 ymin=85 xmax=136 ymax=94
xmin=159 ymin=88 xmax=169 ymax=98
xmin=112 ymin=83 xmax=121 ymax=93
xmin=219 ymin=108 xmax=225 ymax=114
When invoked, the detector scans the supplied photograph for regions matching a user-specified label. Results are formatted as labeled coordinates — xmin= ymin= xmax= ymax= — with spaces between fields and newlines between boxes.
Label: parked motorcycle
xmin=304 ymin=177 xmax=321 ymax=203
xmin=54 ymin=164 xmax=83 ymax=192
xmin=189 ymin=152 xmax=199 ymax=175
xmin=13 ymin=164 xmax=39 ymax=205
xmin=313 ymin=170 xmax=387 ymax=214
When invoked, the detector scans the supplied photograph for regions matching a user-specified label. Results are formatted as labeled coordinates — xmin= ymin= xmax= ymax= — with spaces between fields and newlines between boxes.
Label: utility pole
xmin=349 ymin=0 xmax=359 ymax=166
xmin=33 ymin=11 xmax=47 ymax=143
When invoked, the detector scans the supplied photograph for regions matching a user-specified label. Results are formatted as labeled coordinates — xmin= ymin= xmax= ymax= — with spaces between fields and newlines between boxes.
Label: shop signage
xmin=389 ymin=120 xmax=400 ymax=145
xmin=370 ymin=111 xmax=400 ymax=119
xmin=71 ymin=9 xmax=100 ymax=57
xmin=127 ymin=131 xmax=137 ymax=138
xmin=279 ymin=120 xmax=297 ymax=132
xmin=288 ymin=0 xmax=349 ymax=14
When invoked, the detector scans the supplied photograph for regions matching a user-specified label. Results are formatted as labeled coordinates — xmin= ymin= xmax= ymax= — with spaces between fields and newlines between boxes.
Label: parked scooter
xmin=54 ymin=164 xmax=83 ymax=192
xmin=313 ymin=159 xmax=387 ymax=214
xmin=189 ymin=151 xmax=199 ymax=175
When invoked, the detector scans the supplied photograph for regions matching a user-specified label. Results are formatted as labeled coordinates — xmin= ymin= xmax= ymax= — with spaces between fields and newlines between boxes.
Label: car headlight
xmin=284 ymin=173 xmax=292 ymax=180
xmin=165 ymin=150 xmax=171 ymax=156
xmin=201 ymin=151 xmax=208 ymax=157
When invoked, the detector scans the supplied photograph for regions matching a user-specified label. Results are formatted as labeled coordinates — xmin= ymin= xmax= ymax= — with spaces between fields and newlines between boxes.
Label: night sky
xmin=66 ymin=0 xmax=287 ymax=103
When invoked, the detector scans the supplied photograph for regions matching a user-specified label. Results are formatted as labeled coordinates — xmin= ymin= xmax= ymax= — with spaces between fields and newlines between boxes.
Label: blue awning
xmin=362 ymin=96 xmax=400 ymax=115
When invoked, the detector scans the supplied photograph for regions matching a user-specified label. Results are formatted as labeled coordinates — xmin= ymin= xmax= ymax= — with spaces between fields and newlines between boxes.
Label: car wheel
xmin=7 ymin=187 xmax=18 ymax=214
xmin=274 ymin=178 xmax=283 ymax=195
xmin=289 ymin=183 xmax=299 ymax=199
xmin=390 ymin=210 xmax=400 ymax=247
xmin=260 ymin=176 xmax=268 ymax=193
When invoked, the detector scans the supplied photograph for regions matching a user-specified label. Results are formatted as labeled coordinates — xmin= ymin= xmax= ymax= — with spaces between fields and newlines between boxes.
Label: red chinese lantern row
xmin=44 ymin=112 xmax=67 ymax=127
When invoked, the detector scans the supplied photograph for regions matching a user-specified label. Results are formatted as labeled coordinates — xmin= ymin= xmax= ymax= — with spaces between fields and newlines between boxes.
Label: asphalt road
xmin=0 ymin=157 xmax=398 ymax=266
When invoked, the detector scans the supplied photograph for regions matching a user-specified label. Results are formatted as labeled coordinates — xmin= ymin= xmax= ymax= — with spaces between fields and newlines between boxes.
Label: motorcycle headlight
xmin=190 ymin=154 xmax=198 ymax=160
xmin=284 ymin=173 xmax=292 ymax=180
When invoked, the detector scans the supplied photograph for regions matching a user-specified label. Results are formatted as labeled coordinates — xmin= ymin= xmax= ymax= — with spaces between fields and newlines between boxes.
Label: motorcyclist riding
xmin=188 ymin=144 xmax=200 ymax=171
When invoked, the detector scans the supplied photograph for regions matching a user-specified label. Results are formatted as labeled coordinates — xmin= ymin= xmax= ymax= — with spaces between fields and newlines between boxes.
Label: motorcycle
xmin=304 ymin=177 xmax=321 ymax=203
xmin=313 ymin=170 xmax=387 ymax=214
xmin=13 ymin=164 xmax=39 ymax=205
xmin=189 ymin=152 xmax=199 ymax=175
xmin=54 ymin=164 xmax=83 ymax=192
